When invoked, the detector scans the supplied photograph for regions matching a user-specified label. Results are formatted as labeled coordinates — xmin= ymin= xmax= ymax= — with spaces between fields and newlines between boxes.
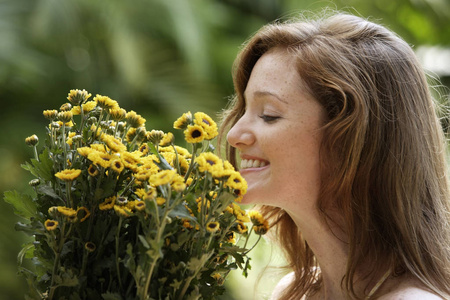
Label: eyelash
xmin=259 ymin=114 xmax=280 ymax=123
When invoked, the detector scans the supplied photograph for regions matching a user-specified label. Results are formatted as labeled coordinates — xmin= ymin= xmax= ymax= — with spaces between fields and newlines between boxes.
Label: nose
xmin=226 ymin=115 xmax=255 ymax=149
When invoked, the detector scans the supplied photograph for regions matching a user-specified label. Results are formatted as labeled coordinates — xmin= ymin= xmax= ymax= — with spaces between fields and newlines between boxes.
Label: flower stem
xmin=33 ymin=146 xmax=39 ymax=161
xmin=184 ymin=143 xmax=199 ymax=181
xmin=115 ymin=217 xmax=124 ymax=291
xmin=62 ymin=123 xmax=67 ymax=169
xmin=141 ymin=207 xmax=169 ymax=299
xmin=48 ymin=221 xmax=68 ymax=300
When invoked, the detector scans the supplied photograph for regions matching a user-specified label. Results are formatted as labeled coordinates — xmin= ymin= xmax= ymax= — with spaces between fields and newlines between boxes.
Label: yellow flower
xmin=114 ymin=205 xmax=133 ymax=217
xmin=253 ymin=223 xmax=270 ymax=235
xmin=184 ymin=124 xmax=206 ymax=143
xmin=58 ymin=111 xmax=73 ymax=123
xmin=206 ymin=221 xmax=220 ymax=233
xmin=77 ymin=147 xmax=94 ymax=157
xmin=171 ymin=174 xmax=186 ymax=192
xmin=85 ymin=242 xmax=96 ymax=253
xmin=247 ymin=210 xmax=268 ymax=228
xmin=60 ymin=103 xmax=72 ymax=112
xmin=150 ymin=170 xmax=177 ymax=186
xmin=57 ymin=206 xmax=77 ymax=217
xmin=211 ymin=272 xmax=222 ymax=280
xmin=138 ymin=143 xmax=149 ymax=155
xmin=182 ymin=219 xmax=193 ymax=229
xmin=126 ymin=110 xmax=146 ymax=128
xmin=67 ymin=89 xmax=92 ymax=105
xmin=44 ymin=219 xmax=60 ymax=231
xmin=195 ymin=152 xmax=222 ymax=174
xmin=25 ymin=134 xmax=39 ymax=146
xmin=226 ymin=231 xmax=236 ymax=244
xmin=231 ymin=203 xmax=250 ymax=222
xmin=99 ymin=196 xmax=116 ymax=210
xmin=101 ymin=134 xmax=127 ymax=153
xmin=88 ymin=164 xmax=99 ymax=176
xmin=147 ymin=130 xmax=165 ymax=144
xmin=71 ymin=105 xmax=81 ymax=115
xmin=66 ymin=132 xmax=77 ymax=146
xmin=135 ymin=188 xmax=157 ymax=200
xmin=110 ymin=159 xmax=124 ymax=174
xmin=193 ymin=112 xmax=218 ymax=140
xmin=173 ymin=111 xmax=192 ymax=129
xmin=94 ymin=94 xmax=119 ymax=110
xmin=44 ymin=219 xmax=58 ymax=231
xmin=121 ymin=151 xmax=142 ymax=172
xmin=77 ymin=207 xmax=90 ymax=222
xmin=156 ymin=197 xmax=166 ymax=206
xmin=43 ymin=109 xmax=58 ymax=120
xmin=172 ymin=145 xmax=191 ymax=158
xmin=176 ymin=155 xmax=190 ymax=175
xmin=88 ymin=152 xmax=113 ymax=169
xmin=160 ymin=132 xmax=174 ymax=146
xmin=55 ymin=169 xmax=82 ymax=181
xmin=109 ymin=108 xmax=127 ymax=121
xmin=90 ymin=144 xmax=107 ymax=153
xmin=233 ymin=221 xmax=248 ymax=234
xmin=225 ymin=172 xmax=247 ymax=200
xmin=134 ymin=169 xmax=152 ymax=181
xmin=83 ymin=100 xmax=97 ymax=112
xmin=135 ymin=201 xmax=146 ymax=211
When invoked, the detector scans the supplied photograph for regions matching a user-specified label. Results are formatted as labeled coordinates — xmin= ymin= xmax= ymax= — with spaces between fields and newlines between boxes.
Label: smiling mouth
xmin=240 ymin=159 xmax=269 ymax=169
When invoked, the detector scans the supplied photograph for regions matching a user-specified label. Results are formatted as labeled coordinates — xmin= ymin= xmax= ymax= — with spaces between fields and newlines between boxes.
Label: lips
xmin=240 ymin=158 xmax=269 ymax=169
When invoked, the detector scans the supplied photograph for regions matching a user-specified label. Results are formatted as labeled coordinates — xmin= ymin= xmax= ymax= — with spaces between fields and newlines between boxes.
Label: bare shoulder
xmin=378 ymin=280 xmax=444 ymax=300
xmin=270 ymin=272 xmax=301 ymax=300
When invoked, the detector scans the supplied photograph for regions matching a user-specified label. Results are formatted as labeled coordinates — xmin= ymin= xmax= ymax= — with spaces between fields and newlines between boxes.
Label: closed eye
xmin=259 ymin=115 xmax=280 ymax=123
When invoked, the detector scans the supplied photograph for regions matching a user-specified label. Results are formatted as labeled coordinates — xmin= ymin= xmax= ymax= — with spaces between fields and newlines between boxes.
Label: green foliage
xmin=3 ymin=191 xmax=37 ymax=220
xmin=4 ymin=90 xmax=267 ymax=300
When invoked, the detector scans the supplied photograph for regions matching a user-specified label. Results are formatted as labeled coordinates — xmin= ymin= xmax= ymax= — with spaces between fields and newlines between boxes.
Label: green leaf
xmin=168 ymin=204 xmax=195 ymax=220
xmin=3 ymin=190 xmax=37 ymax=219
xmin=21 ymin=148 xmax=54 ymax=181
xmin=148 ymin=142 xmax=173 ymax=170
xmin=138 ymin=234 xmax=150 ymax=249
xmin=101 ymin=292 xmax=123 ymax=300
xmin=37 ymin=183 xmax=62 ymax=200
xmin=18 ymin=242 xmax=35 ymax=265
xmin=53 ymin=269 xmax=79 ymax=287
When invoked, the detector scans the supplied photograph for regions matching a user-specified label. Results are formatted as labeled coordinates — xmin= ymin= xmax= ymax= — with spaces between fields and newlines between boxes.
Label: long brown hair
xmin=219 ymin=12 xmax=450 ymax=299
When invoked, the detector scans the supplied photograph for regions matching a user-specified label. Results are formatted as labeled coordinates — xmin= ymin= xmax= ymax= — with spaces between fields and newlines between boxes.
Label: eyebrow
xmin=250 ymin=90 xmax=288 ymax=104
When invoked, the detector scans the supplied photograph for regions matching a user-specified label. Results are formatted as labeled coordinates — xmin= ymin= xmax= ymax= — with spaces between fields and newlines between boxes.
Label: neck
xmin=287 ymin=208 xmax=351 ymax=300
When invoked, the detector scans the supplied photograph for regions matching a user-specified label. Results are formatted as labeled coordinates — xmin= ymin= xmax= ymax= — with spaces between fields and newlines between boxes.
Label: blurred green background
xmin=1 ymin=0 xmax=449 ymax=299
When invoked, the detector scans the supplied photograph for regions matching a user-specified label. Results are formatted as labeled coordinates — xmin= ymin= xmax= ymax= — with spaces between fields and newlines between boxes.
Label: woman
xmin=219 ymin=12 xmax=450 ymax=299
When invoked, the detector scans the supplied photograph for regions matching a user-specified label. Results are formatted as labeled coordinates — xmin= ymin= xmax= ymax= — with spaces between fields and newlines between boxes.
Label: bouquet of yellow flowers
xmin=4 ymin=89 xmax=269 ymax=300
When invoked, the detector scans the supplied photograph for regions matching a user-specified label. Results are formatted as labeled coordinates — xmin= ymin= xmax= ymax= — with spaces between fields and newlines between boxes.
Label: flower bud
xmin=67 ymin=89 xmax=92 ymax=105
xmin=43 ymin=109 xmax=58 ymax=120
xmin=84 ymin=241 xmax=96 ymax=253
xmin=110 ymin=108 xmax=127 ymax=121
xmin=117 ymin=122 xmax=126 ymax=132
xmin=25 ymin=134 xmax=39 ymax=146
xmin=48 ymin=206 xmax=59 ymax=217
xmin=60 ymin=103 xmax=72 ymax=112
xmin=58 ymin=111 xmax=73 ymax=123
xmin=29 ymin=178 xmax=40 ymax=187
xmin=160 ymin=132 xmax=174 ymax=147
xmin=147 ymin=130 xmax=164 ymax=145
xmin=72 ymin=135 xmax=82 ymax=144
xmin=116 ymin=196 xmax=128 ymax=205
xmin=100 ymin=121 xmax=110 ymax=129
xmin=87 ymin=116 xmax=97 ymax=125
xmin=50 ymin=122 xmax=60 ymax=130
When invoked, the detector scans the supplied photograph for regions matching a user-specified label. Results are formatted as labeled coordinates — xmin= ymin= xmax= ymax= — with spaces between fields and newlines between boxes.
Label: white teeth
xmin=240 ymin=159 xmax=267 ymax=169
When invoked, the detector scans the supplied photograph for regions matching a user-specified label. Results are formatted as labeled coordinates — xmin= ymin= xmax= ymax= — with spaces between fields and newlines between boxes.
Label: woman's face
xmin=227 ymin=48 xmax=326 ymax=213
